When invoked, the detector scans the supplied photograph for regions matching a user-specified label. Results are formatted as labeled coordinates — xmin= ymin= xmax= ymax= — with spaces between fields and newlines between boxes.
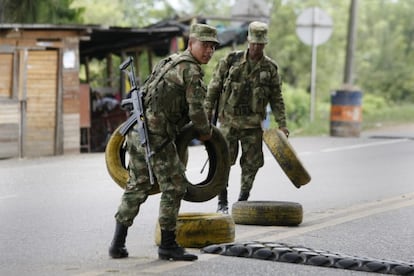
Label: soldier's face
xmin=190 ymin=39 xmax=216 ymax=64
xmin=249 ymin=43 xmax=265 ymax=60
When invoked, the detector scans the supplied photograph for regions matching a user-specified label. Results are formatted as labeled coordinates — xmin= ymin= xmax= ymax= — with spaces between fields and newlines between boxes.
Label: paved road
xmin=1 ymin=124 xmax=413 ymax=275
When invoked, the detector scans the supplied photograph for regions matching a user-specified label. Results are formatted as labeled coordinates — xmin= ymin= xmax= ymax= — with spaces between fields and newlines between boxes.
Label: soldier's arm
xmin=268 ymin=63 xmax=287 ymax=128
xmin=185 ymin=65 xmax=211 ymax=138
xmin=204 ymin=58 xmax=228 ymax=117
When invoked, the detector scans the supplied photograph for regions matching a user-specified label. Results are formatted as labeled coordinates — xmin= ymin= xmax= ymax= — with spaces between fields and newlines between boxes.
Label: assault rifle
xmin=119 ymin=56 xmax=155 ymax=185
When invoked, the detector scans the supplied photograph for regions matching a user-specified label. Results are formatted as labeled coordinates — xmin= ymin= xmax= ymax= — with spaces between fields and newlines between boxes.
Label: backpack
xmin=143 ymin=53 xmax=199 ymax=136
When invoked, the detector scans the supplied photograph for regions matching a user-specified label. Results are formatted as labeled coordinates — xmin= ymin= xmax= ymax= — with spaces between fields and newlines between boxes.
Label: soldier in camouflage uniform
xmin=109 ymin=23 xmax=219 ymax=261
xmin=204 ymin=21 xmax=290 ymax=214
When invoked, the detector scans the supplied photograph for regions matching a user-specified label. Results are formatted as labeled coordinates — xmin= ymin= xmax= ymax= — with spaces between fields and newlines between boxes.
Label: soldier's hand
xmin=199 ymin=128 xmax=213 ymax=141
xmin=279 ymin=126 xmax=290 ymax=138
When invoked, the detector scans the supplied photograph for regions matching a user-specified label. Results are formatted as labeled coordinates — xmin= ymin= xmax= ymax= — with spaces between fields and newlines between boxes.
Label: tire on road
xmin=105 ymin=123 xmax=229 ymax=202
xmin=155 ymin=212 xmax=235 ymax=248
xmin=231 ymin=201 xmax=303 ymax=226
xmin=263 ymin=128 xmax=311 ymax=188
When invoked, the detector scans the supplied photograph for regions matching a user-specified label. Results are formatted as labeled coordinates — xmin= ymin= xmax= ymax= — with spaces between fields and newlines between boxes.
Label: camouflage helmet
xmin=189 ymin=23 xmax=219 ymax=44
xmin=247 ymin=21 xmax=268 ymax=44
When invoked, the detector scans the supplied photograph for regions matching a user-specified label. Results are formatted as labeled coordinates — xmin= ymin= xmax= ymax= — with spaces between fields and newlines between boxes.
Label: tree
xmin=264 ymin=0 xmax=414 ymax=103
xmin=356 ymin=0 xmax=414 ymax=102
xmin=265 ymin=0 xmax=349 ymax=103
xmin=0 ymin=0 xmax=83 ymax=24
xmin=70 ymin=0 xmax=178 ymax=27
xmin=70 ymin=0 xmax=234 ymax=27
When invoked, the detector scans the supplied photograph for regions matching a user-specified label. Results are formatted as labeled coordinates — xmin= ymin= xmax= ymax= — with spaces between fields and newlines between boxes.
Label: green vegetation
xmin=0 ymin=0 xmax=83 ymax=24
xmin=2 ymin=0 xmax=412 ymax=135
xmin=290 ymin=103 xmax=414 ymax=137
xmin=362 ymin=103 xmax=414 ymax=131
xmin=266 ymin=90 xmax=414 ymax=136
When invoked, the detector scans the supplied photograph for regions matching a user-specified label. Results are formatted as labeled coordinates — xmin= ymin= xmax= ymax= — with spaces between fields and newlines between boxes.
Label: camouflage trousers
xmin=220 ymin=126 xmax=264 ymax=194
xmin=115 ymin=130 xmax=187 ymax=231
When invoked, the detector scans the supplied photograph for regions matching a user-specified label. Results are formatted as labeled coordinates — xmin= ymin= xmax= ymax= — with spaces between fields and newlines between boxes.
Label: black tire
xmin=231 ymin=201 xmax=303 ymax=226
xmin=263 ymin=128 xmax=311 ymax=188
xmin=155 ymin=212 xmax=235 ymax=248
xmin=105 ymin=123 xmax=229 ymax=202
xmin=176 ymin=123 xmax=230 ymax=202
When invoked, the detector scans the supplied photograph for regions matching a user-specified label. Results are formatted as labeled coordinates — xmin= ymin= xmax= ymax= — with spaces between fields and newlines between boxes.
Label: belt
xmin=233 ymin=104 xmax=251 ymax=116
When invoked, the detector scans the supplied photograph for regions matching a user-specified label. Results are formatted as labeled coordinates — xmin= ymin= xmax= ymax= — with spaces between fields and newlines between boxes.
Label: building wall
xmin=0 ymin=52 xmax=19 ymax=158
xmin=0 ymin=28 xmax=82 ymax=158
xmin=23 ymin=50 xmax=58 ymax=157
xmin=61 ymin=38 xmax=81 ymax=155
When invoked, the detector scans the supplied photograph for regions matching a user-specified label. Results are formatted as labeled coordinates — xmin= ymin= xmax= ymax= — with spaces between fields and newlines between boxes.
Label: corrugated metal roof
xmin=0 ymin=18 xmax=249 ymax=60
xmin=0 ymin=23 xmax=185 ymax=59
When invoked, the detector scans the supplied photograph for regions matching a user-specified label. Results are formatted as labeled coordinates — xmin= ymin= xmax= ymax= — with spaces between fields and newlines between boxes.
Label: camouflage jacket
xmin=205 ymin=50 xmax=287 ymax=129
xmin=143 ymin=49 xmax=211 ymax=140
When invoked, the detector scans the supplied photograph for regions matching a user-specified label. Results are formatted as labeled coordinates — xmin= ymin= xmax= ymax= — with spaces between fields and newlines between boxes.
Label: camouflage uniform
xmin=205 ymin=21 xmax=287 ymax=205
xmin=115 ymin=49 xmax=211 ymax=230
xmin=109 ymin=23 xmax=218 ymax=261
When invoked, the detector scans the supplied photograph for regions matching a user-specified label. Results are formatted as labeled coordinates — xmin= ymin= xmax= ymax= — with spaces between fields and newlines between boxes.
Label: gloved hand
xmin=279 ymin=126 xmax=290 ymax=138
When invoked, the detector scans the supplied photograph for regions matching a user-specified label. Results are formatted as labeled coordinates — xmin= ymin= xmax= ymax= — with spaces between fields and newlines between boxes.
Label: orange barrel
xmin=330 ymin=90 xmax=362 ymax=137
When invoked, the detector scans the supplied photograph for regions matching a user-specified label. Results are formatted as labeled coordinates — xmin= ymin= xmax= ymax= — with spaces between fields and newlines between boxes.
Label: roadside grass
xmin=361 ymin=103 xmax=414 ymax=130
xmin=271 ymin=103 xmax=414 ymax=137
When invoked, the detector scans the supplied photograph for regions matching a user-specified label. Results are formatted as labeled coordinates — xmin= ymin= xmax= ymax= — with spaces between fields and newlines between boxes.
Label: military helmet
xmin=189 ymin=23 xmax=219 ymax=44
xmin=247 ymin=21 xmax=268 ymax=44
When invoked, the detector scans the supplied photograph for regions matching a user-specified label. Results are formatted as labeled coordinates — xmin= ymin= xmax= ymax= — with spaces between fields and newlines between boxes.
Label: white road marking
xmin=0 ymin=194 xmax=18 ymax=200
xmin=321 ymin=139 xmax=409 ymax=153
xmin=264 ymin=138 xmax=410 ymax=159
xmin=247 ymin=192 xmax=414 ymax=242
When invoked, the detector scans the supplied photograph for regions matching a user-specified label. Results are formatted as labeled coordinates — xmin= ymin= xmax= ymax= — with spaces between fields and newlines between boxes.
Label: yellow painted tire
xmin=263 ymin=128 xmax=311 ymax=188
xmin=105 ymin=123 xmax=229 ymax=202
xmin=232 ymin=201 xmax=303 ymax=226
xmin=104 ymin=124 xmax=160 ymax=194
xmin=155 ymin=212 xmax=235 ymax=248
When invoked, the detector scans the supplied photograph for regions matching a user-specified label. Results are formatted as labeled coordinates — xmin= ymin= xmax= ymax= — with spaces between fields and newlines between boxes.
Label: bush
xmin=362 ymin=93 xmax=388 ymax=115
xmin=267 ymin=85 xmax=331 ymax=135
xmin=283 ymin=84 xmax=310 ymax=129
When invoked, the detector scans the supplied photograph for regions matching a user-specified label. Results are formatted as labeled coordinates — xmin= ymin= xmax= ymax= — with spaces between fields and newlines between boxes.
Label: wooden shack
xmin=0 ymin=25 xmax=89 ymax=158
xmin=0 ymin=22 xmax=186 ymax=158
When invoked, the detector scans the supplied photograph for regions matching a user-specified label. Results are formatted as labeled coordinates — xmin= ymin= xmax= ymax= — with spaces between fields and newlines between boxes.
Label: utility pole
xmin=343 ymin=0 xmax=358 ymax=85
xmin=330 ymin=0 xmax=362 ymax=137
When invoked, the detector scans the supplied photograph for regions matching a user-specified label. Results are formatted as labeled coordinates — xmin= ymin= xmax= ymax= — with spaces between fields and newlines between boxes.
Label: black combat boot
xmin=158 ymin=230 xmax=198 ymax=261
xmin=109 ymin=221 xmax=129 ymax=258
xmin=216 ymin=188 xmax=229 ymax=214
xmin=238 ymin=191 xmax=250 ymax=201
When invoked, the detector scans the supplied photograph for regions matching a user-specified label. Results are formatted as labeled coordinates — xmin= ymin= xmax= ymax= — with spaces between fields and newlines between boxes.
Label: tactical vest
xmin=142 ymin=53 xmax=198 ymax=137
xmin=220 ymin=51 xmax=273 ymax=120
